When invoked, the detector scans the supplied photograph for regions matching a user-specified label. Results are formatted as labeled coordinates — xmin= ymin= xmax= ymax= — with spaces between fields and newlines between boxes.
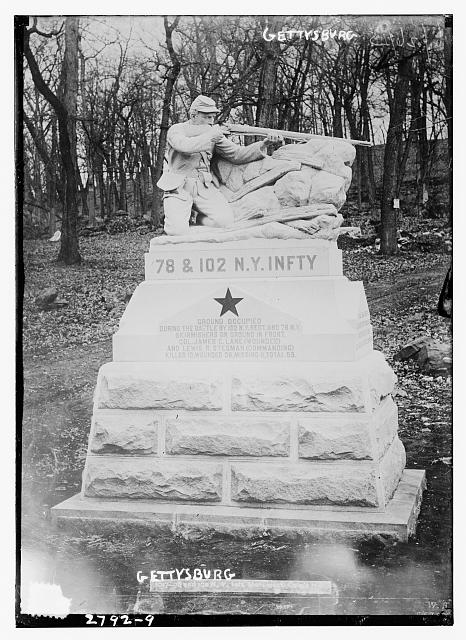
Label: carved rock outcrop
xmin=211 ymin=138 xmax=356 ymax=239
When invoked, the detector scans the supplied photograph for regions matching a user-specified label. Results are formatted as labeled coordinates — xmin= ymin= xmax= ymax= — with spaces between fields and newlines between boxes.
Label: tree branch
xmin=23 ymin=33 xmax=66 ymax=118
xmin=26 ymin=17 xmax=63 ymax=39
xmin=23 ymin=111 xmax=51 ymax=166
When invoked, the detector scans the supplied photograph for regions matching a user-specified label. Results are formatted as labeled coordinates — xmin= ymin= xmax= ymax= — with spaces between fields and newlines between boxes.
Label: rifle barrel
xmin=227 ymin=124 xmax=372 ymax=147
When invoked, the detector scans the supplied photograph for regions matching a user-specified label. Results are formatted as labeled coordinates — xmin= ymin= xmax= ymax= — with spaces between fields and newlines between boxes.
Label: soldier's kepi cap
xmin=190 ymin=95 xmax=220 ymax=113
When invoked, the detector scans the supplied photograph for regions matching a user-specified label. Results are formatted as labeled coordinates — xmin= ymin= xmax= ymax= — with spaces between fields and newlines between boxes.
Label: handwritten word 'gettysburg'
xmin=137 ymin=568 xmax=236 ymax=583
xmin=262 ymin=27 xmax=358 ymax=42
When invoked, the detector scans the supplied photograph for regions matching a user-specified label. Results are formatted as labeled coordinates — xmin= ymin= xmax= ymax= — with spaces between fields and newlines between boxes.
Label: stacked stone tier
xmin=82 ymin=352 xmax=405 ymax=512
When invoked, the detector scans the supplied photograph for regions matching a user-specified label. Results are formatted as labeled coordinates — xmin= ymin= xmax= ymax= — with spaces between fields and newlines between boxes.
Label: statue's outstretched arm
xmin=215 ymin=137 xmax=267 ymax=165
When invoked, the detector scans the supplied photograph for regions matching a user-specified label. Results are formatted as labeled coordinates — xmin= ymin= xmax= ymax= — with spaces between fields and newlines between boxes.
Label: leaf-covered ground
xmin=23 ymin=232 xmax=148 ymax=355
xmin=21 ymin=230 xmax=452 ymax=617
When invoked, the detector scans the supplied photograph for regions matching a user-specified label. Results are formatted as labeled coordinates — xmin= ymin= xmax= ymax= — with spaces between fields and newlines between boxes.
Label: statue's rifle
xmin=225 ymin=124 xmax=372 ymax=147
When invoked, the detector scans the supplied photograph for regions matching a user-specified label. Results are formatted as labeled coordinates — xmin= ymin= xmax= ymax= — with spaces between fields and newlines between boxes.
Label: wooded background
xmin=18 ymin=15 xmax=452 ymax=262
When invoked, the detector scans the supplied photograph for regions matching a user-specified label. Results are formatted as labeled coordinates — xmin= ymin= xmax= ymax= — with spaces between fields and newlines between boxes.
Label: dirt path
xmin=365 ymin=267 xmax=446 ymax=310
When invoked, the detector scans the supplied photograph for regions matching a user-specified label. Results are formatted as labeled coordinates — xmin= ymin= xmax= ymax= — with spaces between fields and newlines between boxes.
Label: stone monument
xmin=52 ymin=138 xmax=425 ymax=541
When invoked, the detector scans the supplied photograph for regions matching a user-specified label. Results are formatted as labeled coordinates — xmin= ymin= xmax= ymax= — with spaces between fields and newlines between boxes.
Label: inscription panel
xmin=114 ymin=279 xmax=371 ymax=362
xmin=145 ymin=246 xmax=341 ymax=280
xmin=161 ymin=317 xmax=301 ymax=361
xmin=158 ymin=285 xmax=304 ymax=361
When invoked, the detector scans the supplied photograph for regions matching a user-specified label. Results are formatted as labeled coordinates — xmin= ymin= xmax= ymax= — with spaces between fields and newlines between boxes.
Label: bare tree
xmin=379 ymin=53 xmax=412 ymax=254
xmin=255 ymin=17 xmax=280 ymax=128
xmin=24 ymin=17 xmax=81 ymax=264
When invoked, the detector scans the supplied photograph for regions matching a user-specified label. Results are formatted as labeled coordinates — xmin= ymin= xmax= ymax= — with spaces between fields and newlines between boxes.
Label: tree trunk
xmin=87 ymin=177 xmax=96 ymax=227
xmin=118 ymin=160 xmax=127 ymax=211
xmin=133 ymin=175 xmax=140 ymax=218
xmin=134 ymin=170 xmax=145 ymax=218
xmin=152 ymin=16 xmax=181 ymax=228
xmin=48 ymin=118 xmax=58 ymax=233
xmin=140 ymin=138 xmax=151 ymax=218
xmin=57 ymin=116 xmax=80 ymax=262
xmin=416 ymin=85 xmax=429 ymax=208
xmin=112 ymin=180 xmax=120 ymax=212
xmin=343 ymin=97 xmax=362 ymax=208
xmin=380 ymin=57 xmax=412 ymax=255
xmin=292 ymin=43 xmax=313 ymax=131
xmin=46 ymin=155 xmax=57 ymax=236
xmin=407 ymin=55 xmax=429 ymax=210
xmin=360 ymin=55 xmax=376 ymax=205
xmin=396 ymin=116 xmax=416 ymax=197
xmin=138 ymin=164 xmax=148 ymax=218
xmin=106 ymin=167 xmax=117 ymax=216
xmin=256 ymin=19 xmax=280 ymax=128
xmin=356 ymin=150 xmax=362 ymax=209
xmin=95 ymin=159 xmax=106 ymax=219
xmin=80 ymin=181 xmax=89 ymax=220
xmin=48 ymin=207 xmax=56 ymax=236
xmin=332 ymin=90 xmax=344 ymax=138
xmin=56 ymin=18 xmax=80 ymax=263
xmin=32 ymin=147 xmax=43 ymax=225
xmin=79 ymin=47 xmax=98 ymax=224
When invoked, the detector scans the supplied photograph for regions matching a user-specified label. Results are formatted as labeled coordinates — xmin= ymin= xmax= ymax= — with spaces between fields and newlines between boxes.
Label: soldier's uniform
xmin=157 ymin=96 xmax=267 ymax=236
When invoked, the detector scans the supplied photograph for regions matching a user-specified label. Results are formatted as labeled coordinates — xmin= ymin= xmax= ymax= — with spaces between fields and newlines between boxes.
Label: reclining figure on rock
xmin=157 ymin=95 xmax=356 ymax=243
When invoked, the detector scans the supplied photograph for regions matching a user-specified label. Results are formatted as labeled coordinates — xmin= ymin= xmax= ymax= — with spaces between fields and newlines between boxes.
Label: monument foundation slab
xmin=52 ymin=469 xmax=425 ymax=542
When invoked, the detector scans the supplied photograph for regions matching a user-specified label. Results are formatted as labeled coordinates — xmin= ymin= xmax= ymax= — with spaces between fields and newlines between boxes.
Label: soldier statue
xmin=157 ymin=95 xmax=282 ymax=235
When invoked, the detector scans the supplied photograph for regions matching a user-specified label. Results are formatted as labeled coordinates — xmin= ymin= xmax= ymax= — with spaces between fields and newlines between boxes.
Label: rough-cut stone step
xmin=90 ymin=412 xmax=158 ymax=454
xmin=297 ymin=395 xmax=398 ymax=461
xmin=96 ymin=363 xmax=223 ymax=410
xmin=229 ymin=351 xmax=395 ymax=413
xmin=52 ymin=469 xmax=426 ymax=542
xmin=94 ymin=352 xmax=396 ymax=412
xmin=165 ymin=417 xmax=290 ymax=457
xmin=230 ymin=462 xmax=379 ymax=507
xmin=298 ymin=418 xmax=373 ymax=460
xmin=230 ymin=433 xmax=405 ymax=508
xmin=231 ymin=376 xmax=366 ymax=413
xmin=83 ymin=457 xmax=223 ymax=502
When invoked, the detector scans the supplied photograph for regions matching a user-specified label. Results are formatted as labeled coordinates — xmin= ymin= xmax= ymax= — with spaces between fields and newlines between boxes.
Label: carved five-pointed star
xmin=214 ymin=288 xmax=244 ymax=317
